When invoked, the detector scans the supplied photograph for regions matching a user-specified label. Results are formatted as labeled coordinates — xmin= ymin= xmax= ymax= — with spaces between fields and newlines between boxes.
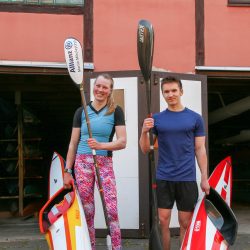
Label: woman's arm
xmin=87 ymin=125 xmax=126 ymax=151
xmin=64 ymin=127 xmax=80 ymax=188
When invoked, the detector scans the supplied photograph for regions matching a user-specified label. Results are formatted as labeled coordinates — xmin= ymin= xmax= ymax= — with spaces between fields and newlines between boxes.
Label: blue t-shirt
xmin=152 ymin=108 xmax=205 ymax=181
xmin=73 ymin=103 xmax=125 ymax=157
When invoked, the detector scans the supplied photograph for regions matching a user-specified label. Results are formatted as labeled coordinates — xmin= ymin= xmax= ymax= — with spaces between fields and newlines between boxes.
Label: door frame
xmin=85 ymin=70 xmax=207 ymax=238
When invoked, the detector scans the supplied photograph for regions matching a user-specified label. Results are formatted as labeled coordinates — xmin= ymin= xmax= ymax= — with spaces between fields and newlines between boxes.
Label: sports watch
xmin=64 ymin=168 xmax=72 ymax=174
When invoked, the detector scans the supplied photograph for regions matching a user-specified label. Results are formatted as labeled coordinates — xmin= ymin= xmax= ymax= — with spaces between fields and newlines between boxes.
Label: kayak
xmin=181 ymin=156 xmax=238 ymax=249
xmin=39 ymin=152 xmax=91 ymax=250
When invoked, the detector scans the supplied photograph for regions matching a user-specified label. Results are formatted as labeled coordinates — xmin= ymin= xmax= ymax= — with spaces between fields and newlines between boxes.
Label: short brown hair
xmin=161 ymin=76 xmax=182 ymax=92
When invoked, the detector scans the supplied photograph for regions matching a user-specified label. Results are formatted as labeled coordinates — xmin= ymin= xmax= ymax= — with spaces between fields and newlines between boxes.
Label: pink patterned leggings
xmin=74 ymin=154 xmax=121 ymax=250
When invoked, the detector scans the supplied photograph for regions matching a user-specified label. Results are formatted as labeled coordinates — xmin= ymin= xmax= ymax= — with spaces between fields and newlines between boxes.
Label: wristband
xmin=64 ymin=168 xmax=72 ymax=174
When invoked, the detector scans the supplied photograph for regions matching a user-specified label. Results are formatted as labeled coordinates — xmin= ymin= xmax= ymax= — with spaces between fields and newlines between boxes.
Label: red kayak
xmin=181 ymin=156 xmax=238 ymax=250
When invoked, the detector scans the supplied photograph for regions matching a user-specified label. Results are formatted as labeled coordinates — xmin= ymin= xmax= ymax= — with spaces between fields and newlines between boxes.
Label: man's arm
xmin=195 ymin=136 xmax=210 ymax=194
xmin=139 ymin=117 xmax=155 ymax=154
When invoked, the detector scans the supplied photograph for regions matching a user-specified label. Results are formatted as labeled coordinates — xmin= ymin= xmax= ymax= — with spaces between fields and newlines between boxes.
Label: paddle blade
xmin=149 ymin=222 xmax=163 ymax=250
xmin=106 ymin=234 xmax=112 ymax=250
xmin=137 ymin=19 xmax=154 ymax=82
xmin=64 ymin=38 xmax=84 ymax=85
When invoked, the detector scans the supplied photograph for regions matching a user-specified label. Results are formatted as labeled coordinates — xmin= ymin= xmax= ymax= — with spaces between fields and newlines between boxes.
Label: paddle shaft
xmin=137 ymin=19 xmax=162 ymax=249
xmin=145 ymin=77 xmax=160 ymax=217
xmin=64 ymin=37 xmax=112 ymax=247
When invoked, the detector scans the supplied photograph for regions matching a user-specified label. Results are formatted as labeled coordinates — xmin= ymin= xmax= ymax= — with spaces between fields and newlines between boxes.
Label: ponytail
xmin=106 ymin=90 xmax=116 ymax=115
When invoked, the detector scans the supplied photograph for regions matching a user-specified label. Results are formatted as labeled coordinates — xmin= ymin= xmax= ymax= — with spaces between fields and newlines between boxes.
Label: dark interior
xmin=207 ymin=77 xmax=250 ymax=204
xmin=0 ymin=74 xmax=81 ymax=156
xmin=0 ymin=74 xmax=81 ymax=216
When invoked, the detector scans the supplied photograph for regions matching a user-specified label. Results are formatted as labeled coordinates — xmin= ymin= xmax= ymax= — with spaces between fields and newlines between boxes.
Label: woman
xmin=64 ymin=73 xmax=126 ymax=250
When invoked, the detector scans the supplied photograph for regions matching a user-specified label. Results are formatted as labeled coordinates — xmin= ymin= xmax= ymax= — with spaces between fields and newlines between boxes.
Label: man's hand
xmin=142 ymin=118 xmax=154 ymax=133
xmin=200 ymin=178 xmax=210 ymax=195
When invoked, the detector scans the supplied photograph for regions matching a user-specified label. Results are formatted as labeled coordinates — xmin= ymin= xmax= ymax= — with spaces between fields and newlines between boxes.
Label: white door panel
xmin=90 ymin=77 xmax=139 ymax=229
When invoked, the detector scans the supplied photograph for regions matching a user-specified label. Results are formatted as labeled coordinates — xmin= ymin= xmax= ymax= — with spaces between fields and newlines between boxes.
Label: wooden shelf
xmin=24 ymin=176 xmax=43 ymax=179
xmin=24 ymin=157 xmax=43 ymax=160
xmin=0 ymin=92 xmax=44 ymax=217
xmin=24 ymin=194 xmax=43 ymax=198
xmin=0 ymin=196 xmax=19 ymax=199
xmin=0 ymin=138 xmax=42 ymax=142
xmin=0 ymin=158 xmax=18 ymax=161
xmin=0 ymin=139 xmax=17 ymax=142
xmin=0 ymin=177 xmax=18 ymax=180
xmin=24 ymin=138 xmax=42 ymax=142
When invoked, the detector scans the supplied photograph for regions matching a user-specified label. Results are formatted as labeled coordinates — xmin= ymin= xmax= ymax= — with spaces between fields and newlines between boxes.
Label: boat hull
xmin=181 ymin=156 xmax=238 ymax=250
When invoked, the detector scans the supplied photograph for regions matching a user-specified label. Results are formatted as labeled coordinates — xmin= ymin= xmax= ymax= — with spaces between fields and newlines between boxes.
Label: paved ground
xmin=0 ymin=203 xmax=249 ymax=250
xmin=0 ymin=235 xmax=250 ymax=250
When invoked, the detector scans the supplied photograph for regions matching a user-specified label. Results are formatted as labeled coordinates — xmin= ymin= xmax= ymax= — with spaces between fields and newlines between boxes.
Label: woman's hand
xmin=87 ymin=126 xmax=126 ymax=151
xmin=63 ymin=172 xmax=74 ymax=189
xmin=87 ymin=138 xmax=102 ymax=150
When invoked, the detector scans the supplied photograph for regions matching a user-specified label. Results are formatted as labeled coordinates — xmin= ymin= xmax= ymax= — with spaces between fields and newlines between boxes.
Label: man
xmin=139 ymin=76 xmax=210 ymax=250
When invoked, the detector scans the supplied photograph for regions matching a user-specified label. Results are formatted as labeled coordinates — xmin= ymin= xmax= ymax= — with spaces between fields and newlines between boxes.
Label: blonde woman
xmin=64 ymin=74 xmax=126 ymax=250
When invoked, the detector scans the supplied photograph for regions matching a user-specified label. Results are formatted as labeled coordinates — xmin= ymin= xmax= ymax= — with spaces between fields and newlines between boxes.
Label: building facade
xmin=0 ymin=0 xmax=249 ymax=238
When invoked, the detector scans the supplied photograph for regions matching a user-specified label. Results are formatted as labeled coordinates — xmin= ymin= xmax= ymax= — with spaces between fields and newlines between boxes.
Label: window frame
xmin=0 ymin=2 xmax=84 ymax=14
xmin=228 ymin=0 xmax=250 ymax=6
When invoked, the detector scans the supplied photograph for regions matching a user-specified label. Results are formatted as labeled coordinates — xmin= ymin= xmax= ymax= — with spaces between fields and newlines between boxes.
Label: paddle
xmin=137 ymin=20 xmax=163 ymax=250
xmin=64 ymin=37 xmax=112 ymax=250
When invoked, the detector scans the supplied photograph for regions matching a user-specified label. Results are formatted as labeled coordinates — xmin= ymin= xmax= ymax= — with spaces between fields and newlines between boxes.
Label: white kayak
xmin=39 ymin=151 xmax=91 ymax=250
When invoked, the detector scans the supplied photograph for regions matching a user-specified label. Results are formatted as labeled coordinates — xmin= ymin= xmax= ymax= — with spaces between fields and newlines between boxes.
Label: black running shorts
xmin=156 ymin=180 xmax=198 ymax=212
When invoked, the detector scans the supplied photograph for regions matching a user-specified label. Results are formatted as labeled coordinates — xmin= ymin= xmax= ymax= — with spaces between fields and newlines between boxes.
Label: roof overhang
xmin=0 ymin=60 xmax=94 ymax=70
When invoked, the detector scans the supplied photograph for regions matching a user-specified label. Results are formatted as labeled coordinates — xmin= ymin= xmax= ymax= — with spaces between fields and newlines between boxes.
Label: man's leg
xmin=158 ymin=208 xmax=171 ymax=250
xmin=176 ymin=182 xmax=198 ymax=245
xmin=178 ymin=211 xmax=193 ymax=244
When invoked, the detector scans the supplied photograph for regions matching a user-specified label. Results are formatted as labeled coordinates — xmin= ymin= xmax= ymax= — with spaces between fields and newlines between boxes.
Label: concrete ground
xmin=0 ymin=203 xmax=249 ymax=250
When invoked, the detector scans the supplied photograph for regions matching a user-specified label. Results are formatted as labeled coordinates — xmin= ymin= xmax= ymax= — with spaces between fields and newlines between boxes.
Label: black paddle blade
xmin=137 ymin=19 xmax=154 ymax=82
xmin=149 ymin=221 xmax=163 ymax=250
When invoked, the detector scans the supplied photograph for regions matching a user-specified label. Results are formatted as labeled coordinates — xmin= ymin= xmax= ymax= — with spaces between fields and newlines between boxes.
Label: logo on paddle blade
xmin=138 ymin=24 xmax=145 ymax=43
xmin=65 ymin=40 xmax=73 ymax=50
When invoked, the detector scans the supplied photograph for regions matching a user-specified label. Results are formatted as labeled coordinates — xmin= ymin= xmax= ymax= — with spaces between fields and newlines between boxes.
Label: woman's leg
xmin=97 ymin=156 xmax=121 ymax=250
xmin=74 ymin=154 xmax=96 ymax=250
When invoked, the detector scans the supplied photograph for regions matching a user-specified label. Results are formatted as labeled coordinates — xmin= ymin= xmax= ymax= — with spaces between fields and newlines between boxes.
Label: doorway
xmin=207 ymin=77 xmax=250 ymax=205
xmin=0 ymin=73 xmax=80 ymax=217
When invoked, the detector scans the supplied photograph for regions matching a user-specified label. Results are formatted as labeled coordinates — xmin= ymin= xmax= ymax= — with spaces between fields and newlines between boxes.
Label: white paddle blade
xmin=64 ymin=38 xmax=84 ymax=85
xmin=106 ymin=235 xmax=112 ymax=250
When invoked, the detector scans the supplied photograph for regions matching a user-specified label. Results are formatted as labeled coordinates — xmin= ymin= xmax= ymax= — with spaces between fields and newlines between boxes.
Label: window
xmin=228 ymin=0 xmax=250 ymax=6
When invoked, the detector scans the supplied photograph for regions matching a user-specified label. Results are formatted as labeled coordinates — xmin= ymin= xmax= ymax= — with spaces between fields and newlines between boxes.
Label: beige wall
xmin=93 ymin=0 xmax=196 ymax=73
xmin=2 ymin=1 xmax=250 ymax=72
xmin=205 ymin=0 xmax=250 ymax=66
xmin=0 ymin=12 xmax=83 ymax=62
